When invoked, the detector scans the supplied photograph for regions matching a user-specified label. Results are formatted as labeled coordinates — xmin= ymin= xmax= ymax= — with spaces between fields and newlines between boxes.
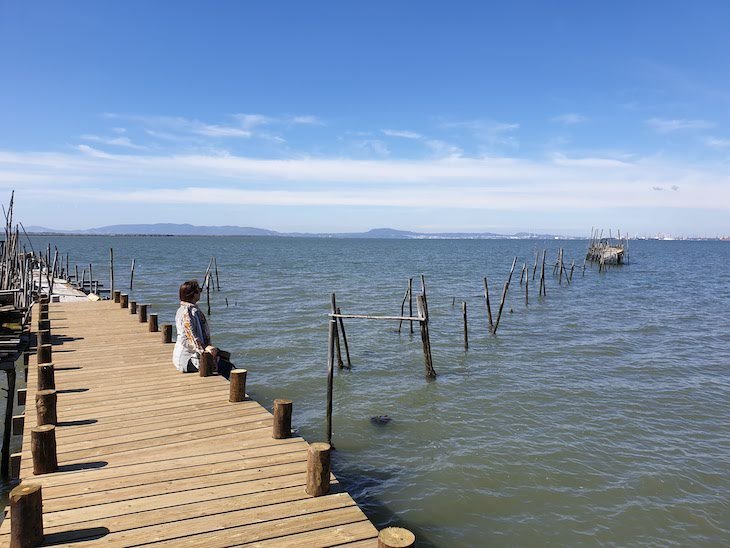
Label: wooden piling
xmin=9 ymin=483 xmax=44 ymax=548
xmin=120 ymin=293 xmax=128 ymax=308
xmin=229 ymin=369 xmax=247 ymax=402
xmin=130 ymin=258 xmax=135 ymax=290
xmin=138 ymin=304 xmax=148 ymax=323
xmin=519 ymin=263 xmax=526 ymax=285
xmin=416 ymin=295 xmax=436 ymax=378
xmin=162 ymin=324 xmax=173 ymax=343
xmin=37 ymin=363 xmax=55 ymax=391
xmin=462 ymin=301 xmax=468 ymax=350
xmin=492 ymin=257 xmax=517 ymax=335
xmin=540 ymin=250 xmax=547 ymax=296
xmin=408 ymin=277 xmax=413 ymax=334
xmin=331 ymin=295 xmax=344 ymax=369
xmin=326 ymin=316 xmax=335 ymax=445
xmin=483 ymin=277 xmax=494 ymax=333
xmin=532 ymin=251 xmax=539 ymax=281
xmin=525 ymin=271 xmax=529 ymax=305
xmin=113 ymin=290 xmax=121 ymax=303
xmin=305 ymin=442 xmax=331 ymax=497
xmin=36 ymin=389 xmax=57 ymax=426
xmin=397 ymin=284 xmax=409 ymax=334
xmin=37 ymin=344 xmax=51 ymax=365
xmin=31 ymin=424 xmax=57 ymax=474
xmin=272 ymin=398 xmax=293 ymax=439
xmin=148 ymin=313 xmax=159 ymax=332
xmin=378 ymin=527 xmax=416 ymax=548
xmin=130 ymin=300 xmax=137 ymax=314
xmin=199 ymin=352 xmax=214 ymax=377
xmin=336 ymin=306 xmax=352 ymax=368
xmin=109 ymin=248 xmax=114 ymax=296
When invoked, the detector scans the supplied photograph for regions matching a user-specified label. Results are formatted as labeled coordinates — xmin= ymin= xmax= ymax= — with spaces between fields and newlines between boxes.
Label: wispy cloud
xmin=551 ymin=113 xmax=588 ymax=125
xmin=291 ymin=115 xmax=324 ymax=125
xmin=442 ymin=119 xmax=520 ymax=148
xmin=705 ymin=137 xmax=730 ymax=149
xmin=645 ymin=117 xmax=714 ymax=134
xmin=425 ymin=139 xmax=463 ymax=158
xmin=81 ymin=134 xmax=146 ymax=149
xmin=381 ymin=129 xmax=423 ymax=140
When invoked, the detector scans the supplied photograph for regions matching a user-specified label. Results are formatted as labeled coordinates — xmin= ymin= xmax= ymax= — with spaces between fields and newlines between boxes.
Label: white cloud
xmin=705 ymin=137 xmax=730 ymax=149
xmin=381 ymin=129 xmax=423 ymax=139
xmin=645 ymin=118 xmax=714 ymax=134
xmin=195 ymin=124 xmax=251 ymax=138
xmin=551 ymin=113 xmax=588 ymax=125
xmin=81 ymin=134 xmax=146 ymax=149
xmin=291 ymin=115 xmax=324 ymax=125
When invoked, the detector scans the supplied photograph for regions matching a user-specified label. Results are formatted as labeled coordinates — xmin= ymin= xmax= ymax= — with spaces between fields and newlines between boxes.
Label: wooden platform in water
xmin=1 ymin=301 xmax=378 ymax=546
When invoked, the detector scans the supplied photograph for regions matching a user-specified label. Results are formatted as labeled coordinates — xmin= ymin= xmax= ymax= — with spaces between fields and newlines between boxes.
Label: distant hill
xmin=24 ymin=223 xmax=564 ymax=239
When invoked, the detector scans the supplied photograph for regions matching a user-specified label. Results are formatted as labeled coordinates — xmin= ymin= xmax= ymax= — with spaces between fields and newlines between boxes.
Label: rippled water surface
xmin=11 ymin=236 xmax=730 ymax=545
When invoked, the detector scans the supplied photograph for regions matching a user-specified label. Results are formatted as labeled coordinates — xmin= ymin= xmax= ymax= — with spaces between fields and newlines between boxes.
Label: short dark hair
xmin=179 ymin=280 xmax=201 ymax=303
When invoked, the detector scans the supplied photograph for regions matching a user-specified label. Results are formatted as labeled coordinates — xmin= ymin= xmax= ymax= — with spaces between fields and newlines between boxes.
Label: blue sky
xmin=2 ymin=1 xmax=730 ymax=236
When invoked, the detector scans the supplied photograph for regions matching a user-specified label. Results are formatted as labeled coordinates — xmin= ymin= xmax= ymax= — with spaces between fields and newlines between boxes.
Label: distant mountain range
xmin=25 ymin=223 xmax=567 ymax=239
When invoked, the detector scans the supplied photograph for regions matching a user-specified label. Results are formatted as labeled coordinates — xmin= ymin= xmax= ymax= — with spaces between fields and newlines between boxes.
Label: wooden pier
xmin=1 ymin=301 xmax=380 ymax=546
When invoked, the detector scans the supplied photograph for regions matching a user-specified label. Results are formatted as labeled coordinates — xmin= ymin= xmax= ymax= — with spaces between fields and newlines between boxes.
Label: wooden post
xmin=331 ymin=294 xmax=344 ymax=369
xmin=492 ymin=257 xmax=517 ymax=335
xmin=408 ymin=277 xmax=413 ymax=334
xmin=229 ymin=369 xmax=247 ymax=402
xmin=109 ymin=247 xmax=114 ymax=296
xmin=214 ymin=257 xmax=220 ymax=291
xmin=10 ymin=452 xmax=20 ymax=480
xmin=74 ymin=264 xmax=79 ymax=285
xmin=12 ymin=415 xmax=24 ymax=436
xmin=138 ymin=304 xmax=148 ymax=323
xmin=199 ymin=352 xmax=214 ymax=377
xmin=397 ymin=284 xmax=409 ymax=334
xmin=519 ymin=263 xmax=526 ymax=285
xmin=532 ymin=251 xmax=539 ymax=280
xmin=130 ymin=258 xmax=135 ymax=290
xmin=120 ymin=293 xmax=128 ymax=308
xmin=130 ymin=301 xmax=137 ymax=314
xmin=88 ymin=263 xmax=93 ymax=290
xmin=31 ymin=424 xmax=57 ymax=474
xmin=462 ymin=301 xmax=469 ymax=350
xmin=37 ymin=343 xmax=52 ymax=365
xmin=9 ymin=483 xmax=44 ymax=548
xmin=305 ymin=442 xmax=331 ymax=497
xmin=416 ymin=295 xmax=436 ymax=378
xmin=569 ymin=259 xmax=575 ymax=282
xmin=37 ymin=363 xmax=55 ymax=391
xmin=483 ymin=277 xmax=494 ymax=334
xmin=37 ymin=329 xmax=50 ymax=347
xmin=525 ymin=271 xmax=529 ymax=306
xmin=162 ymin=324 xmax=173 ymax=343
xmin=273 ymin=399 xmax=292 ymax=439
xmin=378 ymin=527 xmax=416 ymax=548
xmin=206 ymin=282 xmax=211 ymax=316
xmin=36 ymin=389 xmax=57 ymax=426
xmin=113 ymin=290 xmax=121 ymax=303
xmin=148 ymin=313 xmax=159 ymax=332
xmin=558 ymin=248 xmax=564 ymax=285
xmin=336 ymin=307 xmax=352 ymax=368
xmin=326 ymin=316 xmax=335 ymax=445
xmin=540 ymin=250 xmax=547 ymax=296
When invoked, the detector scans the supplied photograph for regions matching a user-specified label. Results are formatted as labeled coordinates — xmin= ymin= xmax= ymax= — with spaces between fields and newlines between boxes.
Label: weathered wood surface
xmin=1 ymin=301 xmax=378 ymax=546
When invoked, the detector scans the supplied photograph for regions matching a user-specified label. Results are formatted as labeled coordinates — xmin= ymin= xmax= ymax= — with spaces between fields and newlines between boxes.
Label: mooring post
xmin=37 ymin=363 xmax=55 ymax=391
xmin=416 ymin=295 xmax=436 ymax=378
xmin=37 ymin=343 xmax=52 ymax=365
xmin=31 ymin=424 xmax=57 ymax=474
xmin=10 ymin=482 xmax=44 ymax=548
xmin=229 ymin=369 xmax=247 ymax=402
xmin=120 ymin=293 xmax=128 ymax=308
xmin=130 ymin=258 xmax=135 ymax=290
xmin=397 ymin=282 xmax=409 ymax=334
xmin=273 ymin=399 xmax=292 ymax=439
xmin=130 ymin=300 xmax=137 ymax=314
xmin=540 ymin=250 xmax=547 ymax=296
xmin=148 ymin=313 xmax=159 ymax=332
xmin=326 ymin=314 xmax=335 ymax=445
xmin=408 ymin=277 xmax=414 ymax=334
xmin=138 ymin=304 xmax=148 ymax=323
xmin=378 ymin=527 xmax=416 ymax=548
xmin=483 ymin=277 xmax=494 ymax=333
xmin=113 ymin=290 xmax=121 ymax=303
xmin=162 ymin=324 xmax=173 ymax=343
xmin=462 ymin=301 xmax=468 ymax=350
xmin=493 ymin=257 xmax=517 ymax=335
xmin=199 ymin=352 xmax=214 ymax=377
xmin=305 ymin=442 xmax=331 ymax=497
xmin=336 ymin=306 xmax=352 ymax=368
xmin=36 ymin=389 xmax=57 ymax=426
xmin=109 ymin=247 xmax=114 ymax=296
xmin=525 ymin=271 xmax=529 ymax=306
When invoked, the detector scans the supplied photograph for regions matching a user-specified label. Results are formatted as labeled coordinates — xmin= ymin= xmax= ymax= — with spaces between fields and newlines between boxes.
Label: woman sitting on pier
xmin=173 ymin=279 xmax=231 ymax=377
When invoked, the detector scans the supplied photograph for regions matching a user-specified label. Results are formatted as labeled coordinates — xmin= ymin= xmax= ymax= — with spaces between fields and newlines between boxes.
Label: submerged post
xmin=416 ymin=295 xmax=436 ymax=378
xmin=336 ymin=306 xmax=352 ymax=368
xmin=331 ymin=294 xmax=344 ymax=369
xmin=483 ymin=277 xmax=494 ymax=333
xmin=326 ymin=314 xmax=335 ymax=445
xmin=462 ymin=301 xmax=468 ymax=350
xmin=492 ymin=257 xmax=517 ymax=335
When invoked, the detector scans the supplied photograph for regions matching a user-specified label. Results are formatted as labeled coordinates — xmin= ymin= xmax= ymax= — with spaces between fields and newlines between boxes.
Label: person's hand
xmin=205 ymin=345 xmax=218 ymax=357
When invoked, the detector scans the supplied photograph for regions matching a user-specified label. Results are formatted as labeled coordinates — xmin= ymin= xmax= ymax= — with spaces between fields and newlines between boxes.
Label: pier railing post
xmin=10 ymin=483 xmax=44 ymax=548
xmin=31 ymin=424 xmax=57 ymax=474
xmin=229 ymin=369 xmax=247 ymax=402
xmin=305 ymin=442 xmax=331 ymax=497
xmin=273 ymin=399 xmax=292 ymax=439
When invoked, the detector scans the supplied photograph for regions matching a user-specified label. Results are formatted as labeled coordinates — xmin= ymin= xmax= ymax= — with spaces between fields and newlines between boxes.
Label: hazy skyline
xmin=2 ymin=2 xmax=730 ymax=236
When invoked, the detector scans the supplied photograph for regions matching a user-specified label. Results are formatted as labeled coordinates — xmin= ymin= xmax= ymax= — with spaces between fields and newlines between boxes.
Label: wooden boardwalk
xmin=1 ymin=301 xmax=378 ymax=546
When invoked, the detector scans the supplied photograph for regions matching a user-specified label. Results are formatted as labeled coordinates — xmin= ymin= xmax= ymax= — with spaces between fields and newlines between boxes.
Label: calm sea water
xmin=4 ymin=236 xmax=730 ymax=546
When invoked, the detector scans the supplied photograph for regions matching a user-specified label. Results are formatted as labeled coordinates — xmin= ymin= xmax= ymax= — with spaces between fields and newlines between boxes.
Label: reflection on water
xmin=2 ymin=236 xmax=728 ymax=546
